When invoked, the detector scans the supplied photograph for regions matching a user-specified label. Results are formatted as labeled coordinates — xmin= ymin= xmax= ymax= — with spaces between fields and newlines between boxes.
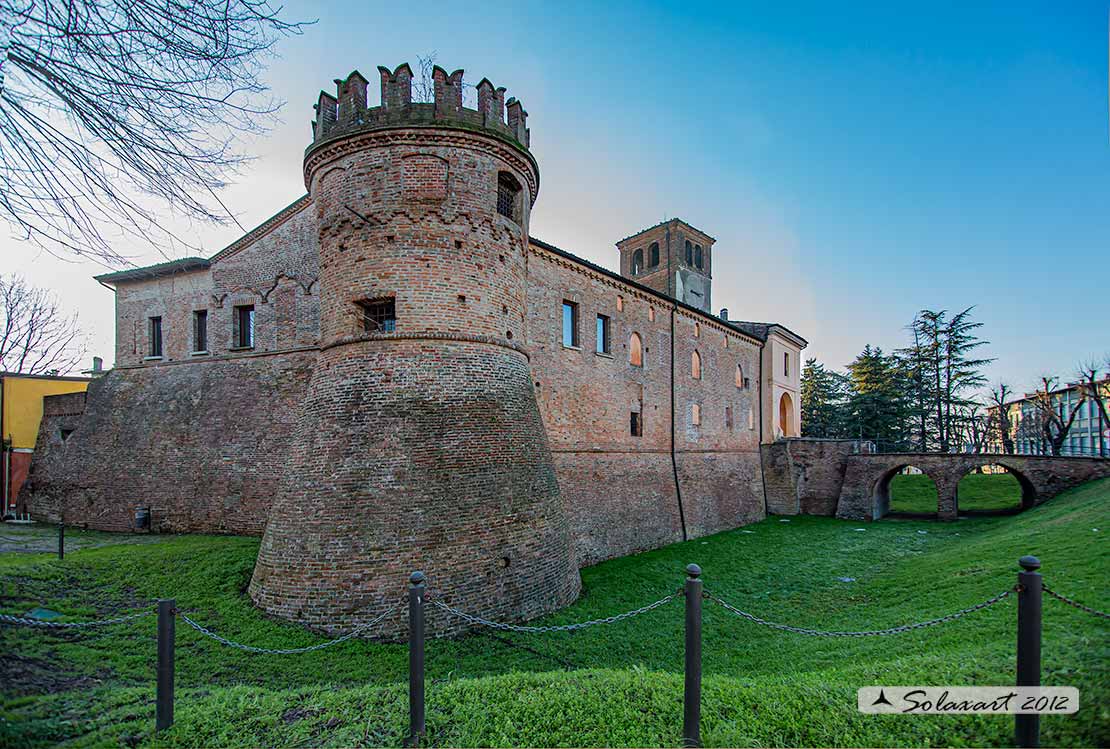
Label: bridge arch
xmin=872 ymin=464 xmax=939 ymax=519
xmin=956 ymin=462 xmax=1036 ymax=514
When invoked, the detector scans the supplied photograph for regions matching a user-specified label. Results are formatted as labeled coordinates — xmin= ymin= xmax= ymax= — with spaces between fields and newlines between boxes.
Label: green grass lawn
xmin=889 ymin=472 xmax=1024 ymax=515
xmin=1 ymin=479 xmax=1108 ymax=748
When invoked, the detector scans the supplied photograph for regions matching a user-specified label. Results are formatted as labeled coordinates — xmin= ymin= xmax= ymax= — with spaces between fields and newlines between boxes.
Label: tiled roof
xmin=94 ymin=257 xmax=210 ymax=284
xmin=614 ymin=218 xmax=716 ymax=246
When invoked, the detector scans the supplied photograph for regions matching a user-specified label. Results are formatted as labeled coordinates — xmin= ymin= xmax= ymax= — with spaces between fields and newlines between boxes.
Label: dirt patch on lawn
xmin=0 ymin=522 xmax=169 ymax=554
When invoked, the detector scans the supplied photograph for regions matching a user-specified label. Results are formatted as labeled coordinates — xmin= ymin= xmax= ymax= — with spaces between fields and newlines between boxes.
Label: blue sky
xmin=7 ymin=1 xmax=1107 ymax=392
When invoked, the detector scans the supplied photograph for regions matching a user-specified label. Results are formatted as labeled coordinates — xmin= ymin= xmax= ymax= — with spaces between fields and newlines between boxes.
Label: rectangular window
xmin=692 ymin=403 xmax=701 ymax=426
xmin=562 ymin=301 xmax=579 ymax=347
xmin=784 ymin=352 xmax=790 ymax=377
xmin=725 ymin=406 xmax=733 ymax=431
xmin=359 ymin=298 xmax=396 ymax=332
xmin=148 ymin=316 xmax=162 ymax=358
xmin=630 ymin=411 xmax=642 ymax=437
xmin=234 ymin=305 xmax=255 ymax=348
xmin=193 ymin=310 xmax=208 ymax=352
xmin=596 ymin=314 xmax=610 ymax=354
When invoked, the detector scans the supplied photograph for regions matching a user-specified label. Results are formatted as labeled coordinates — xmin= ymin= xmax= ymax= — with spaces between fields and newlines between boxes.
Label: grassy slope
xmin=890 ymin=473 xmax=1023 ymax=514
xmin=1 ymin=479 xmax=1107 ymax=748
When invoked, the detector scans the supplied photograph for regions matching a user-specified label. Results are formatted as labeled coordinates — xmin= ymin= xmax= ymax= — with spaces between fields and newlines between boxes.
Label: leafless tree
xmin=1030 ymin=376 xmax=1085 ymax=456
xmin=0 ymin=273 xmax=83 ymax=374
xmin=1076 ymin=358 xmax=1109 ymax=457
xmin=0 ymin=1 xmax=307 ymax=264
xmin=411 ymin=52 xmax=474 ymax=106
xmin=987 ymin=382 xmax=1014 ymax=454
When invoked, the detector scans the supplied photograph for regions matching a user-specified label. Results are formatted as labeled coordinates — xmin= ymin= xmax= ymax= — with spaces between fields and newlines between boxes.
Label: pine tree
xmin=845 ymin=345 xmax=911 ymax=448
xmin=800 ymin=358 xmax=849 ymax=437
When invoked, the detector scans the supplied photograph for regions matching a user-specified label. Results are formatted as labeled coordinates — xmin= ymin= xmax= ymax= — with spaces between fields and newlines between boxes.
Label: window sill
xmin=190 ymin=350 xmax=210 ymax=357
xmin=562 ymin=344 xmax=581 ymax=351
xmin=595 ymin=351 xmax=613 ymax=359
xmin=228 ymin=345 xmax=255 ymax=352
xmin=143 ymin=356 xmax=163 ymax=362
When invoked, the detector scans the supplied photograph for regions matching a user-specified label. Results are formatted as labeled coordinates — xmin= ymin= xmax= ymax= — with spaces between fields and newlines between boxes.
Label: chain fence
xmin=1043 ymin=585 xmax=1110 ymax=619
xmin=0 ymin=609 xmax=154 ymax=628
xmin=178 ymin=604 xmax=399 ymax=654
xmin=1 ymin=563 xmax=1105 ymax=747
xmin=705 ymin=587 xmax=1016 ymax=637
xmin=432 ymin=590 xmax=680 ymax=633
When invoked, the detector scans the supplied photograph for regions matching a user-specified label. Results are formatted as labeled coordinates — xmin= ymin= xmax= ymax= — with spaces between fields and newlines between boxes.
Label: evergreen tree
xmin=845 ymin=345 xmax=911 ymax=448
xmin=800 ymin=358 xmax=849 ymax=437
xmin=899 ymin=307 xmax=993 ymax=451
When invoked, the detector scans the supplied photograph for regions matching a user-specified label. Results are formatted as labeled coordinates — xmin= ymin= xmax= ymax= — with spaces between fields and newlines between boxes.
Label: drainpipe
xmin=669 ymin=303 xmax=687 ymax=541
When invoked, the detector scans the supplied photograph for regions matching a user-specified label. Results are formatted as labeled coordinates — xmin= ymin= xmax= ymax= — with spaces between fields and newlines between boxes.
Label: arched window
xmin=632 ymin=248 xmax=643 ymax=275
xmin=735 ymin=364 xmax=744 ymax=388
xmin=691 ymin=403 xmax=701 ymax=426
xmin=649 ymin=242 xmax=659 ymax=267
xmin=694 ymin=244 xmax=703 ymax=269
xmin=691 ymin=350 xmax=701 ymax=379
xmin=779 ymin=392 xmax=795 ymax=437
xmin=685 ymin=240 xmax=693 ymax=265
xmin=496 ymin=172 xmax=522 ymax=221
xmin=694 ymin=322 xmax=700 ymax=338
xmin=629 ymin=332 xmax=643 ymax=367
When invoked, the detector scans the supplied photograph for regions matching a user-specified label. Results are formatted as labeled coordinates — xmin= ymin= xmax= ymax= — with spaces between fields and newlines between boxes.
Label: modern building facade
xmin=989 ymin=377 xmax=1110 ymax=457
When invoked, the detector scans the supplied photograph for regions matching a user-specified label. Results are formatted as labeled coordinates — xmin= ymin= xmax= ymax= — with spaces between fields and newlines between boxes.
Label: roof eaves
xmin=528 ymin=235 xmax=762 ymax=346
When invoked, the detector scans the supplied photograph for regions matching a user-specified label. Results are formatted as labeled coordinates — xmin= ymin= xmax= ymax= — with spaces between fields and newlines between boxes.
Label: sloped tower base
xmin=249 ymin=340 xmax=581 ymax=637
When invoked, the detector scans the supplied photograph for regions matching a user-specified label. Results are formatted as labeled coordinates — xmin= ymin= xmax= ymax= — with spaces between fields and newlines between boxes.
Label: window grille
xmin=497 ymin=172 xmax=521 ymax=221
xmin=359 ymin=298 xmax=396 ymax=333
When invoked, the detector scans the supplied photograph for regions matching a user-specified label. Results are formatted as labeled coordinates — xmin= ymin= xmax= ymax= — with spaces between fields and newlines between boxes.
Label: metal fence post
xmin=156 ymin=599 xmax=175 ymax=731
xmin=1016 ymin=556 xmax=1042 ymax=749
xmin=682 ymin=563 xmax=702 ymax=748
xmin=407 ymin=571 xmax=426 ymax=746
xmin=57 ymin=523 xmax=64 ymax=560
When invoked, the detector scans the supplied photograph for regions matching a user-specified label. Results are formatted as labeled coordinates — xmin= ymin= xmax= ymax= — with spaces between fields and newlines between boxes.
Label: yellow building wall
xmin=2 ymin=376 xmax=90 ymax=449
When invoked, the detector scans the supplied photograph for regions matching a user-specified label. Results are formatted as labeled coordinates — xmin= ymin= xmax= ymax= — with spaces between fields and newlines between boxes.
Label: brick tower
xmin=249 ymin=64 xmax=581 ymax=636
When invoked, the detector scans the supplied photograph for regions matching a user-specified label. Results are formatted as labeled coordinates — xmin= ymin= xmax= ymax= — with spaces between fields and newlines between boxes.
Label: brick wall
xmin=527 ymin=244 xmax=766 ymax=565
xmin=248 ymin=121 xmax=580 ymax=636
xmin=760 ymin=438 xmax=858 ymax=516
xmin=27 ymin=351 xmax=316 ymax=534
xmin=111 ymin=201 xmax=319 ymax=369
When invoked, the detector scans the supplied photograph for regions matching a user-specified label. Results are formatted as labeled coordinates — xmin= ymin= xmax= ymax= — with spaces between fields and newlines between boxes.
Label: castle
xmin=26 ymin=64 xmax=807 ymax=636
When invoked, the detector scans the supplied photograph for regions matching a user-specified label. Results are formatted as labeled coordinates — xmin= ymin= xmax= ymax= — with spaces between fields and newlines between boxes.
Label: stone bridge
xmin=838 ymin=453 xmax=1110 ymax=520
xmin=760 ymin=439 xmax=1110 ymax=522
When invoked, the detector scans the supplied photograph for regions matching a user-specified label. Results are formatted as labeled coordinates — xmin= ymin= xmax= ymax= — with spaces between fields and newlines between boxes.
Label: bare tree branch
xmin=0 ymin=0 xmax=309 ymax=264
xmin=0 ymin=273 xmax=84 ymax=374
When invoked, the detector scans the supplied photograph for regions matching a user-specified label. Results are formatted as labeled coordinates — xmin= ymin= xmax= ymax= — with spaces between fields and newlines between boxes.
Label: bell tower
xmin=616 ymin=218 xmax=714 ymax=312
xmin=249 ymin=64 xmax=580 ymax=636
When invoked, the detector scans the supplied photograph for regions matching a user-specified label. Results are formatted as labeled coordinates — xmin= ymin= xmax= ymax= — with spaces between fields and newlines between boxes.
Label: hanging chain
xmin=705 ymin=588 xmax=1014 ymax=637
xmin=1043 ymin=585 xmax=1110 ymax=620
xmin=178 ymin=604 xmax=398 ymax=654
xmin=432 ymin=590 xmax=680 ymax=633
xmin=0 ymin=609 xmax=154 ymax=628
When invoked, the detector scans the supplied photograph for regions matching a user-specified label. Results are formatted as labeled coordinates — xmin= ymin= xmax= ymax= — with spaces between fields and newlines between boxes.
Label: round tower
xmin=248 ymin=64 xmax=580 ymax=636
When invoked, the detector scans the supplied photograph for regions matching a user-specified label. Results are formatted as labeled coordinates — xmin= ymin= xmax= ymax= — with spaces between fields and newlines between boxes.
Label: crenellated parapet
xmin=311 ymin=63 xmax=530 ymax=152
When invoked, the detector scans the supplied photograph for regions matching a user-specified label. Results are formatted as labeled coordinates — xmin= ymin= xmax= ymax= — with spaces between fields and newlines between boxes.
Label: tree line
xmin=800 ymin=307 xmax=1109 ymax=456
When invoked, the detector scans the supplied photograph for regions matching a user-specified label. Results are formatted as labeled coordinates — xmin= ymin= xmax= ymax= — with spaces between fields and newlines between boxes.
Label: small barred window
xmin=359 ymin=298 xmax=396 ymax=332
xmin=497 ymin=172 xmax=522 ymax=221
